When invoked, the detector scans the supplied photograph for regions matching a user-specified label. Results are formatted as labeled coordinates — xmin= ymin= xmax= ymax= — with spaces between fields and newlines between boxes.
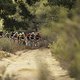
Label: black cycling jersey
xmin=30 ymin=34 xmax=35 ymax=39
xmin=27 ymin=34 xmax=30 ymax=40
xmin=35 ymin=34 xmax=41 ymax=40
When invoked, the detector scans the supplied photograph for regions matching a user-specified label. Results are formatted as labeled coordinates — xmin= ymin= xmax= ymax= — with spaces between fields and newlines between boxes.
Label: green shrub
xmin=69 ymin=52 xmax=80 ymax=80
xmin=49 ymin=25 xmax=80 ymax=80
xmin=40 ymin=15 xmax=80 ymax=79
xmin=0 ymin=38 xmax=17 ymax=53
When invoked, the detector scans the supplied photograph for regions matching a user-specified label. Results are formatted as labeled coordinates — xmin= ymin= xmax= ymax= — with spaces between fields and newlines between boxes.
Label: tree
xmin=0 ymin=0 xmax=78 ymax=31
xmin=48 ymin=0 xmax=76 ymax=9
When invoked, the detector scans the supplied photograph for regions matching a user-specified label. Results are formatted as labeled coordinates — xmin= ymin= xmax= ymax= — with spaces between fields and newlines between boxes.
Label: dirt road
xmin=0 ymin=49 xmax=75 ymax=80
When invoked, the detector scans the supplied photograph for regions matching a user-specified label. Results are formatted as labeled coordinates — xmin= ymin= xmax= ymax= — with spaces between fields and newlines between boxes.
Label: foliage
xmin=0 ymin=0 xmax=78 ymax=31
xmin=0 ymin=19 xmax=3 ymax=31
xmin=0 ymin=38 xmax=17 ymax=53
xmin=45 ymin=20 xmax=80 ymax=80
xmin=48 ymin=0 xmax=76 ymax=9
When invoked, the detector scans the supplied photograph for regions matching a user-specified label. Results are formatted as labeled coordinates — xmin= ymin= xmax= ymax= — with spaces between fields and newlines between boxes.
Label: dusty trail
xmin=0 ymin=49 xmax=74 ymax=80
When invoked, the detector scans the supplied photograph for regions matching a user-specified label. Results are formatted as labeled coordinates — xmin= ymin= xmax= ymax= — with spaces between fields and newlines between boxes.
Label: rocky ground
xmin=0 ymin=49 xmax=75 ymax=80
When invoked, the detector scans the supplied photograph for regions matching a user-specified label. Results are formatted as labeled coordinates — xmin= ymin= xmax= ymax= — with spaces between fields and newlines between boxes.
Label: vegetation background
xmin=0 ymin=0 xmax=80 ymax=80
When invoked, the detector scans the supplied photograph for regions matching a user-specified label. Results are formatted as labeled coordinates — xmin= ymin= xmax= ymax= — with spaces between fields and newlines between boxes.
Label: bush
xmin=40 ymin=14 xmax=80 ymax=79
xmin=0 ymin=38 xmax=17 ymax=53
xmin=49 ymin=23 xmax=80 ymax=80
xmin=69 ymin=52 xmax=80 ymax=80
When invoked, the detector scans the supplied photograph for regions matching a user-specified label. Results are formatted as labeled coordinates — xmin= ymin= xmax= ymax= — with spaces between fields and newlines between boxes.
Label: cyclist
xmin=35 ymin=32 xmax=41 ymax=47
xmin=25 ymin=33 xmax=31 ymax=46
xmin=21 ymin=32 xmax=25 ymax=45
xmin=12 ymin=32 xmax=18 ymax=42
xmin=30 ymin=32 xmax=35 ymax=48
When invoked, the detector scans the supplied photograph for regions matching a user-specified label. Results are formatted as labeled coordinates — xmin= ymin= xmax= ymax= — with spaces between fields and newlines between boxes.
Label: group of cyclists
xmin=0 ymin=31 xmax=41 ymax=48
